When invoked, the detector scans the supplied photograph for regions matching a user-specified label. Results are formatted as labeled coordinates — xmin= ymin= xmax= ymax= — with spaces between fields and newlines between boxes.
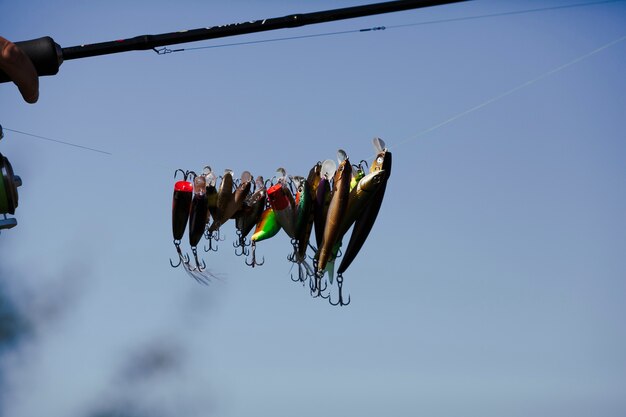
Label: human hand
xmin=0 ymin=36 xmax=39 ymax=103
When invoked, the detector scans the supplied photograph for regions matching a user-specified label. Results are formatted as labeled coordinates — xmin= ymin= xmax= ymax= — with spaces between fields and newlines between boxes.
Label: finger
xmin=0 ymin=36 xmax=39 ymax=103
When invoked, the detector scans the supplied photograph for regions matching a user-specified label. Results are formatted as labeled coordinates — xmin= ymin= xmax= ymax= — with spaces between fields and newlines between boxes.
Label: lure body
xmin=236 ymin=178 xmax=267 ymax=239
xmin=204 ymin=169 xmax=219 ymax=221
xmin=312 ymin=159 xmax=335 ymax=249
xmin=301 ymin=163 xmax=321 ymax=258
xmin=188 ymin=176 xmax=209 ymax=247
xmin=338 ymin=145 xmax=392 ymax=275
xmin=317 ymin=158 xmax=352 ymax=272
xmin=294 ymin=178 xmax=314 ymax=262
xmin=172 ymin=180 xmax=193 ymax=240
xmin=339 ymin=169 xmax=385 ymax=238
xmin=251 ymin=207 xmax=282 ymax=243
xmin=294 ymin=177 xmax=311 ymax=237
xmin=267 ymin=183 xmax=297 ymax=238
xmin=209 ymin=169 xmax=234 ymax=231
xmin=207 ymin=184 xmax=218 ymax=220
xmin=313 ymin=176 xmax=331 ymax=248
xmin=228 ymin=176 xmax=252 ymax=220
xmin=307 ymin=163 xmax=321 ymax=197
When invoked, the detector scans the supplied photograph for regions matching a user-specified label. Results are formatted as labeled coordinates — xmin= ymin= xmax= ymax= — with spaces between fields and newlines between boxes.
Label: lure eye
xmin=377 ymin=156 xmax=383 ymax=165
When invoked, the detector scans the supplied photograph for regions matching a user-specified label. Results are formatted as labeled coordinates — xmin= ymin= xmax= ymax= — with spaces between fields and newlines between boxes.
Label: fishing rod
xmin=0 ymin=0 xmax=467 ymax=83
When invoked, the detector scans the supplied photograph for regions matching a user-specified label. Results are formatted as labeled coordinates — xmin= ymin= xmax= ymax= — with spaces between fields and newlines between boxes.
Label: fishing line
xmin=2 ymin=125 xmax=179 ymax=176
xmin=2 ymin=127 xmax=112 ymax=155
xmin=387 ymin=0 xmax=625 ymax=30
xmin=386 ymin=33 xmax=626 ymax=153
xmin=154 ymin=0 xmax=624 ymax=54
xmin=153 ymin=28 xmax=381 ymax=54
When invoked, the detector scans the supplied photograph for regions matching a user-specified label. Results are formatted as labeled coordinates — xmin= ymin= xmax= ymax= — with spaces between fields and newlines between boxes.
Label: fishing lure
xmin=313 ymin=159 xmax=336 ymax=249
xmin=310 ymin=151 xmax=352 ymax=299
xmin=170 ymin=170 xmax=193 ymax=270
xmin=287 ymin=175 xmax=315 ymax=283
xmin=302 ymin=163 xmax=321 ymax=254
xmin=340 ymin=169 xmax=386 ymax=238
xmin=204 ymin=166 xmax=219 ymax=220
xmin=202 ymin=166 xmax=220 ymax=251
xmin=317 ymin=150 xmax=352 ymax=273
xmin=208 ymin=169 xmax=234 ymax=233
xmin=230 ymin=171 xmax=253 ymax=219
xmin=307 ymin=162 xmax=321 ymax=194
xmin=337 ymin=137 xmax=392 ymax=277
xmin=234 ymin=176 xmax=266 ymax=256
xmin=293 ymin=175 xmax=314 ymax=261
xmin=247 ymin=206 xmax=281 ymax=267
xmin=188 ymin=175 xmax=210 ymax=277
xmin=267 ymin=178 xmax=297 ymax=238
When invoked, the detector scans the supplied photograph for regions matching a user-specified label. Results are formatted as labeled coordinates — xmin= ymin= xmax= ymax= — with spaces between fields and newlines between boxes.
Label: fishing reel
xmin=0 ymin=125 xmax=22 ymax=233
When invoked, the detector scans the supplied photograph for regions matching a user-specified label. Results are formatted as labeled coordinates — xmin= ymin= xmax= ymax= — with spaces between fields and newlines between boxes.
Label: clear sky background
xmin=1 ymin=1 xmax=625 ymax=416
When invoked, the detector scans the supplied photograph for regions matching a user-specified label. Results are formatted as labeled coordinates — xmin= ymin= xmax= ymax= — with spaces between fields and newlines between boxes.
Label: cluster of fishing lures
xmin=170 ymin=137 xmax=391 ymax=306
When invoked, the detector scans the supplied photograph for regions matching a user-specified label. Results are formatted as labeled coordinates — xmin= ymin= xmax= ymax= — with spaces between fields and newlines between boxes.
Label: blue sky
xmin=1 ymin=1 xmax=625 ymax=416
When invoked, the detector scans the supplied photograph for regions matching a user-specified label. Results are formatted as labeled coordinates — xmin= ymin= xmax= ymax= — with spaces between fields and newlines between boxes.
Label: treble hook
xmin=290 ymin=262 xmax=310 ymax=285
xmin=170 ymin=241 xmax=214 ymax=285
xmin=204 ymin=236 xmax=218 ymax=252
xmin=170 ymin=242 xmax=211 ymax=285
xmin=170 ymin=251 xmax=190 ymax=268
xmin=287 ymin=238 xmax=299 ymax=263
xmin=204 ymin=229 xmax=221 ymax=252
xmin=288 ymin=257 xmax=301 ymax=282
xmin=329 ymin=274 xmax=351 ymax=306
xmin=170 ymin=240 xmax=191 ymax=268
xmin=189 ymin=247 xmax=207 ymax=272
xmin=233 ymin=230 xmax=250 ymax=257
xmin=245 ymin=241 xmax=265 ymax=267
xmin=310 ymin=271 xmax=329 ymax=299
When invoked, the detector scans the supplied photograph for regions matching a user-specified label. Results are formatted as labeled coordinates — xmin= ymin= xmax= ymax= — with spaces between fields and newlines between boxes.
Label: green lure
xmin=251 ymin=207 xmax=281 ymax=243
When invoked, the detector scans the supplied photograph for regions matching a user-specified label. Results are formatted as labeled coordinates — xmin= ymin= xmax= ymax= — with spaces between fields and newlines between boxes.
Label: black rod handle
xmin=0 ymin=36 xmax=63 ymax=84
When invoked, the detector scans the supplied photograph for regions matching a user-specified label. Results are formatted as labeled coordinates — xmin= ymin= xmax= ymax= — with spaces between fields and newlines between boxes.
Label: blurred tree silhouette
xmin=0 ymin=284 xmax=30 ymax=352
